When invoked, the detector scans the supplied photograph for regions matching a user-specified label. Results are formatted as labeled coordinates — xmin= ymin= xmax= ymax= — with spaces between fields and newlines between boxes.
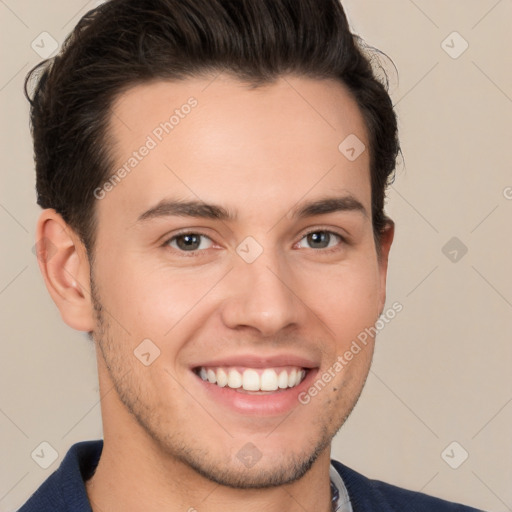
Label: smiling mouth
xmin=194 ymin=366 xmax=309 ymax=392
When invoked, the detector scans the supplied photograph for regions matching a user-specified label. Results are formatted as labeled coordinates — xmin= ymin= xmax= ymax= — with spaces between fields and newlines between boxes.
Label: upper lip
xmin=191 ymin=353 xmax=319 ymax=370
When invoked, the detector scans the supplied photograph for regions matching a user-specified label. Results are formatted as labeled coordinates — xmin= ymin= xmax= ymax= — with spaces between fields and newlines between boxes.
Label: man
xmin=20 ymin=0 xmax=484 ymax=510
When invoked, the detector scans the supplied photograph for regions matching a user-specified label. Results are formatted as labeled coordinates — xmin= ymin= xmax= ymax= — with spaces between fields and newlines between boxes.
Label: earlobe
xmin=35 ymin=209 xmax=96 ymax=332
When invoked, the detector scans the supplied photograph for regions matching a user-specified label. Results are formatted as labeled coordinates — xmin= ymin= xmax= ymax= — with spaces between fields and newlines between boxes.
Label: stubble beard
xmin=89 ymin=274 xmax=366 ymax=489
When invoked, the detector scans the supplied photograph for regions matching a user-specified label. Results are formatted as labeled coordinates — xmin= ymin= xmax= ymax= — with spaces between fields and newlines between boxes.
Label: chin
xmin=173 ymin=444 xmax=327 ymax=489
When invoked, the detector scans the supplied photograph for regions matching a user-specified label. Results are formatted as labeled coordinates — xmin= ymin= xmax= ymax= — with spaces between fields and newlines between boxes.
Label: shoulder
xmin=17 ymin=440 xmax=103 ymax=512
xmin=331 ymin=459 xmax=486 ymax=512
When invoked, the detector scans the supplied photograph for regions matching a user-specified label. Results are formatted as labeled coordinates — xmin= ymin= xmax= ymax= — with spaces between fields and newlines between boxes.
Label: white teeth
xmin=198 ymin=366 xmax=307 ymax=391
xmin=242 ymin=369 xmax=260 ymax=391
xmin=261 ymin=369 xmax=278 ymax=391
xmin=277 ymin=370 xmax=289 ymax=389
xmin=206 ymin=369 xmax=217 ymax=384
xmin=216 ymin=368 xmax=228 ymax=387
xmin=227 ymin=368 xmax=242 ymax=388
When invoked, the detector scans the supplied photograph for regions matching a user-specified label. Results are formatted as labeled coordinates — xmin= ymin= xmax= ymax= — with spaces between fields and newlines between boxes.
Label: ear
xmin=35 ymin=209 xmax=96 ymax=331
xmin=376 ymin=219 xmax=395 ymax=316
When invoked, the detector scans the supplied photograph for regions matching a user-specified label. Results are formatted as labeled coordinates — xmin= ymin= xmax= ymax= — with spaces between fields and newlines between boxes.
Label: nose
xmin=219 ymin=251 xmax=305 ymax=338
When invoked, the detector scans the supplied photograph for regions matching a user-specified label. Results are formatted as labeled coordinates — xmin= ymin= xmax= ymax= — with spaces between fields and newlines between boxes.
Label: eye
xmin=297 ymin=230 xmax=343 ymax=250
xmin=167 ymin=232 xmax=214 ymax=252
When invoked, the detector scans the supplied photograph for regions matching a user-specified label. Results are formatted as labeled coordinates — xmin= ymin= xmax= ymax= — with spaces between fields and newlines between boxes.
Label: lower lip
xmin=193 ymin=369 xmax=318 ymax=416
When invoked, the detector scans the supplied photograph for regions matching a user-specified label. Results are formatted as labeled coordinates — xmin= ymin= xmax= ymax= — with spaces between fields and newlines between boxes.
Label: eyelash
xmin=163 ymin=228 xmax=347 ymax=257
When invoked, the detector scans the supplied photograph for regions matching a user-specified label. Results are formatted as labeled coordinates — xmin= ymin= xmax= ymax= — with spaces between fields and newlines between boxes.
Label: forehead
xmin=101 ymin=74 xmax=371 ymax=224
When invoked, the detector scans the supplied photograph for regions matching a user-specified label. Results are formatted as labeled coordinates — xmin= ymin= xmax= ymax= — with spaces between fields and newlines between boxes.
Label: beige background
xmin=1 ymin=1 xmax=511 ymax=511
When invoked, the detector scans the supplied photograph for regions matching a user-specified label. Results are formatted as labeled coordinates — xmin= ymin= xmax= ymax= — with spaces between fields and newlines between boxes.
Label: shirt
xmin=18 ymin=440 xmax=485 ymax=511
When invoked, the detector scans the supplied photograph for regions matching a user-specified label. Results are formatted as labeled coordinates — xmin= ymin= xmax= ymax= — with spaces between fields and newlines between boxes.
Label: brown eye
xmin=168 ymin=233 xmax=213 ymax=252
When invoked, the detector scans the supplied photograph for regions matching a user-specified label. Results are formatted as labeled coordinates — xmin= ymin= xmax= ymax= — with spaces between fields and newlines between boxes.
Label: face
xmin=88 ymin=74 xmax=392 ymax=488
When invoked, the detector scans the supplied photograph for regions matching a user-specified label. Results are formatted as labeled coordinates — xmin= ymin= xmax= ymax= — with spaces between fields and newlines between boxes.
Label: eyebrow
xmin=137 ymin=195 xmax=368 ymax=223
xmin=137 ymin=199 xmax=234 ymax=222
xmin=291 ymin=195 xmax=368 ymax=219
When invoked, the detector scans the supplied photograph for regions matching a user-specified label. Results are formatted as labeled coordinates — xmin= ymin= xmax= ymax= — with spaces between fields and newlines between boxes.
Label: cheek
xmin=296 ymin=260 xmax=382 ymax=340
xmin=96 ymin=258 xmax=225 ymax=337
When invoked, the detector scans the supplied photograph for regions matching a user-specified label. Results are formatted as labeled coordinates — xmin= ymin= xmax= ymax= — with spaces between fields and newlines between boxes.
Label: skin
xmin=37 ymin=74 xmax=394 ymax=512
